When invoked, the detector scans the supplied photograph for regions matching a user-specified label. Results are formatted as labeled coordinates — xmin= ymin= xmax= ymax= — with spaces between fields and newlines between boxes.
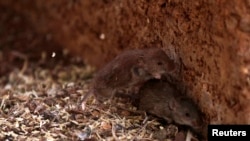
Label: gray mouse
xmin=138 ymin=79 xmax=202 ymax=131
xmin=81 ymin=47 xmax=176 ymax=109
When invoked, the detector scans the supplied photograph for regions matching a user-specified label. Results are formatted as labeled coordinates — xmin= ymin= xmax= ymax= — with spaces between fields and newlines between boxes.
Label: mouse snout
xmin=153 ymin=73 xmax=162 ymax=79
xmin=151 ymin=69 xmax=167 ymax=79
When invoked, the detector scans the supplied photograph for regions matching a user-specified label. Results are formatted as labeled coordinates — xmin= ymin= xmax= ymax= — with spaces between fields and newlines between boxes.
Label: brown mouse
xmin=138 ymin=79 xmax=202 ymax=132
xmin=81 ymin=47 xmax=176 ymax=108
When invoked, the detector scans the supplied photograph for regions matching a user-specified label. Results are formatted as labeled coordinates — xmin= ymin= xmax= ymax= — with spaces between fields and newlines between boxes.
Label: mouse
xmin=81 ymin=47 xmax=176 ymax=109
xmin=138 ymin=79 xmax=202 ymax=132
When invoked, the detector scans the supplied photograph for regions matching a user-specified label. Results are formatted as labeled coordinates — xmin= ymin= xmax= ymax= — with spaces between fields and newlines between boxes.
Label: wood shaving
xmin=0 ymin=53 xmax=200 ymax=141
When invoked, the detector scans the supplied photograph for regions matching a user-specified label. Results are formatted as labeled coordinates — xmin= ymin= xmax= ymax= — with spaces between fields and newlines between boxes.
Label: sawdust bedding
xmin=0 ymin=51 xmax=198 ymax=141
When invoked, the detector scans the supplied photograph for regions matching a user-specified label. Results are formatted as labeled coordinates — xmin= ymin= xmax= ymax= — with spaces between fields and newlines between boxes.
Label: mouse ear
xmin=132 ymin=67 xmax=147 ymax=77
xmin=168 ymin=100 xmax=177 ymax=111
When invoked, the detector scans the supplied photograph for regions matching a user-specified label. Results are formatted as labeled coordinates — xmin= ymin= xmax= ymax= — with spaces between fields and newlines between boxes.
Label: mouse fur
xmin=138 ymin=79 xmax=202 ymax=131
xmin=81 ymin=47 xmax=176 ymax=106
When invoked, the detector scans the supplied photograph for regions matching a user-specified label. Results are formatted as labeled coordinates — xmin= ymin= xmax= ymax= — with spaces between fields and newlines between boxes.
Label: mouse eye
xmin=185 ymin=113 xmax=190 ymax=117
xmin=157 ymin=61 xmax=163 ymax=66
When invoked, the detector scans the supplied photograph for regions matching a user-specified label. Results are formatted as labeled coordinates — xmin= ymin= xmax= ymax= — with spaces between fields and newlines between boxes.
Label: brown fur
xmin=82 ymin=47 xmax=175 ymax=104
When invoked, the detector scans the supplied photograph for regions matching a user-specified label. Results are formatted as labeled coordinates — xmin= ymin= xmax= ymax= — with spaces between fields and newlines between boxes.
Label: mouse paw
xmin=81 ymin=102 xmax=86 ymax=111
